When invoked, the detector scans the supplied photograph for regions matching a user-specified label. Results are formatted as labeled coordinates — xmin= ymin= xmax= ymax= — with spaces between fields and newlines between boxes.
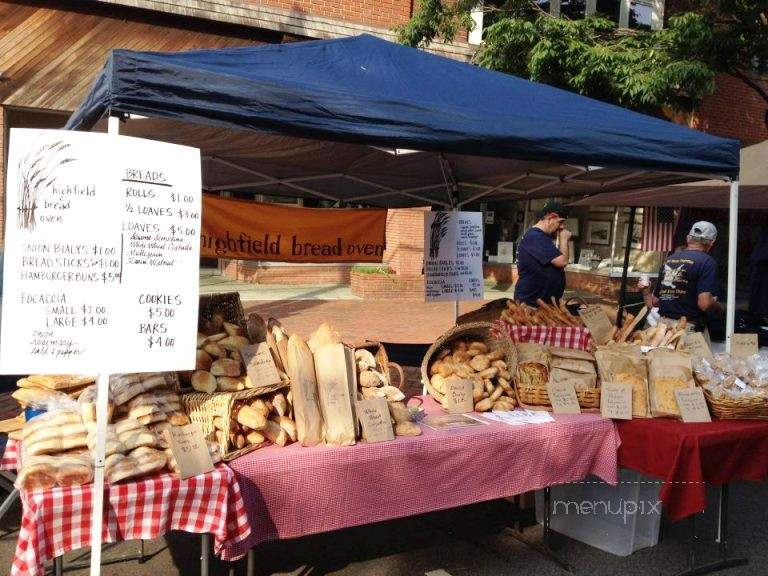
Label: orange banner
xmin=200 ymin=195 xmax=387 ymax=263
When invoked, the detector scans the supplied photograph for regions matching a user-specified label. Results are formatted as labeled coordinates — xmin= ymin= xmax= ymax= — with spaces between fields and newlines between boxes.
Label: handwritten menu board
xmin=0 ymin=128 xmax=201 ymax=374
xmin=424 ymin=212 xmax=484 ymax=302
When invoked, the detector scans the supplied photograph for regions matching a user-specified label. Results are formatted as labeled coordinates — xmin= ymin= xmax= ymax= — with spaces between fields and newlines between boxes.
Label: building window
xmin=549 ymin=0 xmax=664 ymax=30
xmin=560 ymin=0 xmax=587 ymax=20
xmin=629 ymin=1 xmax=654 ymax=29
xmin=595 ymin=0 xmax=621 ymax=23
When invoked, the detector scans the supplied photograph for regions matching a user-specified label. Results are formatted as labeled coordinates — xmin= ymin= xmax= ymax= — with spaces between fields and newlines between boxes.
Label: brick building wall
xmin=254 ymin=0 xmax=413 ymax=30
xmin=693 ymin=73 xmax=768 ymax=146
xmin=383 ymin=207 xmax=430 ymax=276
xmin=223 ymin=260 xmax=354 ymax=284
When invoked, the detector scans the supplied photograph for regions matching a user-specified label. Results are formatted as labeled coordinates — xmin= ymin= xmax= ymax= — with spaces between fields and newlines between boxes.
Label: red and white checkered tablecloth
xmin=2 ymin=439 xmax=20 ymax=471
xmin=492 ymin=320 xmax=594 ymax=351
xmin=9 ymin=437 xmax=250 ymax=576
xmin=224 ymin=396 xmax=620 ymax=560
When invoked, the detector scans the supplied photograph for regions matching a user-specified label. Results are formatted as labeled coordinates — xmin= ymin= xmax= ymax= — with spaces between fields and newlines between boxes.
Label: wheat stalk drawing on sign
xmin=16 ymin=140 xmax=76 ymax=232
xmin=429 ymin=212 xmax=451 ymax=258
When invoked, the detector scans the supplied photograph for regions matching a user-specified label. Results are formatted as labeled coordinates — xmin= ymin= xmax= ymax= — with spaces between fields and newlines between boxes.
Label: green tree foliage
xmin=397 ymin=0 xmax=767 ymax=117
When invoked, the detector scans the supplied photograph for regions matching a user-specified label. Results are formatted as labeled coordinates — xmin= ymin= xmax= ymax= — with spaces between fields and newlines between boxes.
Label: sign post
xmin=0 ymin=125 xmax=202 ymax=575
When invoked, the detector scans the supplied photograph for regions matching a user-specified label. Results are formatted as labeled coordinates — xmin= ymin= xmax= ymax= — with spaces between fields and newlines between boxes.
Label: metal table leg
xmin=673 ymin=484 xmax=748 ymax=576
xmin=53 ymin=556 xmax=63 ymax=576
xmin=0 ymin=488 xmax=19 ymax=521
xmin=201 ymin=534 xmax=211 ymax=576
xmin=503 ymin=487 xmax=572 ymax=573
xmin=247 ymin=548 xmax=256 ymax=576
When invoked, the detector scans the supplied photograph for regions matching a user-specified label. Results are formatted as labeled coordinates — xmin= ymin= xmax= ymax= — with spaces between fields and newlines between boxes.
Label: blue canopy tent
xmin=65 ymin=33 xmax=742 ymax=343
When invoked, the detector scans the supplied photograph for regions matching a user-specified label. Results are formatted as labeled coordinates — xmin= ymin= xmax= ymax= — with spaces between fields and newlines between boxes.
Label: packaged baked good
xmin=21 ymin=407 xmax=88 ymax=457
xmin=78 ymin=385 xmax=115 ymax=423
xmin=550 ymin=367 xmax=597 ymax=390
xmin=648 ymin=349 xmax=694 ymax=417
xmin=517 ymin=362 xmax=549 ymax=388
xmin=595 ymin=345 xmax=650 ymax=417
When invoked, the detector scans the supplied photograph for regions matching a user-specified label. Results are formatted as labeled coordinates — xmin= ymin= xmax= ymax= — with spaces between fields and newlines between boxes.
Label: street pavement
xmin=1 ymin=480 xmax=766 ymax=576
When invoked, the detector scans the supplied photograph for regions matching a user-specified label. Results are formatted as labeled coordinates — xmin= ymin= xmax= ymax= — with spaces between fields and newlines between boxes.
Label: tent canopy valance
xmin=65 ymin=34 xmax=739 ymax=208
xmin=571 ymin=140 xmax=768 ymax=209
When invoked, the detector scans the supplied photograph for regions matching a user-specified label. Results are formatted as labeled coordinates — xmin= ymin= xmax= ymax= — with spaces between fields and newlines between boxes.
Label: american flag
xmin=641 ymin=207 xmax=678 ymax=252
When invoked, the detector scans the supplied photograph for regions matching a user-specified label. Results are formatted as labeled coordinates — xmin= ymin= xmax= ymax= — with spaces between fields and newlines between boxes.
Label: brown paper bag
xmin=313 ymin=343 xmax=356 ymax=446
xmin=595 ymin=345 xmax=650 ymax=418
xmin=516 ymin=343 xmax=549 ymax=364
xmin=647 ymin=349 xmax=694 ymax=418
xmin=551 ymin=357 xmax=596 ymax=375
xmin=550 ymin=367 xmax=597 ymax=390
xmin=287 ymin=335 xmax=324 ymax=447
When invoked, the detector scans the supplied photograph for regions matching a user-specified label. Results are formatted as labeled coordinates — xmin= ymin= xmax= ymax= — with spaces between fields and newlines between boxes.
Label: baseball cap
xmin=537 ymin=201 xmax=568 ymax=221
xmin=688 ymin=221 xmax=717 ymax=241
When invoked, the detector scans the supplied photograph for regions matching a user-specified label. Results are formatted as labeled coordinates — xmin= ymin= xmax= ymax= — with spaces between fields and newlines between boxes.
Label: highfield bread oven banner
xmin=201 ymin=195 xmax=387 ymax=263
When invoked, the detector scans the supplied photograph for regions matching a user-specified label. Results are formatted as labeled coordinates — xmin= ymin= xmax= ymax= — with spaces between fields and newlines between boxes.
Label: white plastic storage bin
xmin=535 ymin=469 xmax=662 ymax=556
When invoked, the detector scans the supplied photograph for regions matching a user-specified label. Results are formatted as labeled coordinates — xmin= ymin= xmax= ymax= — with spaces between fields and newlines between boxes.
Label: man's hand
xmin=558 ymin=228 xmax=572 ymax=243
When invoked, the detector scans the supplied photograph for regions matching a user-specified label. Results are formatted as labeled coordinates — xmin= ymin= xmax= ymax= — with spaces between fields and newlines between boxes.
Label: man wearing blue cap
xmin=514 ymin=202 xmax=571 ymax=306
xmin=639 ymin=221 xmax=722 ymax=336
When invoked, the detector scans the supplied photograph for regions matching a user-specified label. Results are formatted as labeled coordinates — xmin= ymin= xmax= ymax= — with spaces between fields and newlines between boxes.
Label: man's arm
xmin=551 ymin=229 xmax=571 ymax=269
xmin=697 ymin=258 xmax=722 ymax=315
xmin=698 ymin=292 xmax=722 ymax=314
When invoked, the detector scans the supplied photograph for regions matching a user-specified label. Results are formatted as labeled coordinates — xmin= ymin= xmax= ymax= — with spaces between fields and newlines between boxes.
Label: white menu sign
xmin=0 ymin=128 xmax=201 ymax=374
xmin=424 ymin=211 xmax=483 ymax=302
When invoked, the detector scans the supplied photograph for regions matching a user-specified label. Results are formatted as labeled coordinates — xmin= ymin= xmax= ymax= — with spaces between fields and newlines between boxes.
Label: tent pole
xmin=725 ymin=180 xmax=739 ymax=353
xmin=616 ymin=206 xmax=637 ymax=329
xmin=89 ymin=114 xmax=122 ymax=576
xmin=453 ymin=206 xmax=460 ymax=324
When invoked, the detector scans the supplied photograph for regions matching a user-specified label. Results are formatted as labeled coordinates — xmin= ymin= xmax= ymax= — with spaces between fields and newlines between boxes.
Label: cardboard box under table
xmin=223 ymin=396 xmax=620 ymax=569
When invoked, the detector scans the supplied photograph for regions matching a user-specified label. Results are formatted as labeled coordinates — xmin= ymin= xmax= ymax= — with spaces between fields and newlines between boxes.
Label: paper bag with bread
xmin=647 ymin=348 xmax=695 ymax=418
xmin=595 ymin=344 xmax=650 ymax=417
xmin=515 ymin=343 xmax=550 ymax=389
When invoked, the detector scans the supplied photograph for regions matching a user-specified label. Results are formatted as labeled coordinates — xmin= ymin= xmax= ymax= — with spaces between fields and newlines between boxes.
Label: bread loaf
xmin=191 ymin=371 xmax=217 ymax=394
xmin=236 ymin=405 xmax=267 ymax=431
xmin=211 ymin=359 xmax=241 ymax=378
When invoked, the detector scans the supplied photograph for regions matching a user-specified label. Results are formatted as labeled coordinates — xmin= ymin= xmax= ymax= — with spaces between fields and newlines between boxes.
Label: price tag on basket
xmin=578 ymin=305 xmax=613 ymax=345
xmin=731 ymin=333 xmax=758 ymax=358
xmin=600 ymin=382 xmax=633 ymax=420
xmin=547 ymin=381 xmax=581 ymax=414
xmin=165 ymin=423 xmax=215 ymax=479
xmin=674 ymin=388 xmax=712 ymax=423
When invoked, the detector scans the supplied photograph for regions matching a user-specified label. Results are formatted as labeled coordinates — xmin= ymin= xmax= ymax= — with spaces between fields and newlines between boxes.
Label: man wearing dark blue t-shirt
xmin=514 ymin=203 xmax=571 ymax=306
xmin=640 ymin=221 xmax=722 ymax=330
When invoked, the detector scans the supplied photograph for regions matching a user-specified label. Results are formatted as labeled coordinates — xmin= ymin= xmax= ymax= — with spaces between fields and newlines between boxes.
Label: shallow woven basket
xmin=198 ymin=292 xmax=247 ymax=335
xmin=351 ymin=340 xmax=405 ymax=389
xmin=702 ymin=388 xmax=768 ymax=420
xmin=516 ymin=384 xmax=601 ymax=411
xmin=421 ymin=322 xmax=517 ymax=403
xmin=182 ymin=386 xmax=287 ymax=460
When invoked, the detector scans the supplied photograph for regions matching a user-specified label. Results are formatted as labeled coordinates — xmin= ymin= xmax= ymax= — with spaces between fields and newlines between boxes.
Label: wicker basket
xmin=515 ymin=384 xmax=601 ymax=411
xmin=182 ymin=386 xmax=287 ymax=460
xmin=351 ymin=340 xmax=405 ymax=389
xmin=198 ymin=292 xmax=247 ymax=335
xmin=702 ymin=388 xmax=768 ymax=420
xmin=421 ymin=322 xmax=517 ymax=404
xmin=457 ymin=299 xmax=508 ymax=325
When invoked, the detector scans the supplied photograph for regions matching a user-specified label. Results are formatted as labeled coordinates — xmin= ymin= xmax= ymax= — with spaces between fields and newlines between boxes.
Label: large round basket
xmin=702 ymin=388 xmax=768 ymax=420
xmin=421 ymin=322 xmax=516 ymax=403
xmin=515 ymin=384 xmax=601 ymax=410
